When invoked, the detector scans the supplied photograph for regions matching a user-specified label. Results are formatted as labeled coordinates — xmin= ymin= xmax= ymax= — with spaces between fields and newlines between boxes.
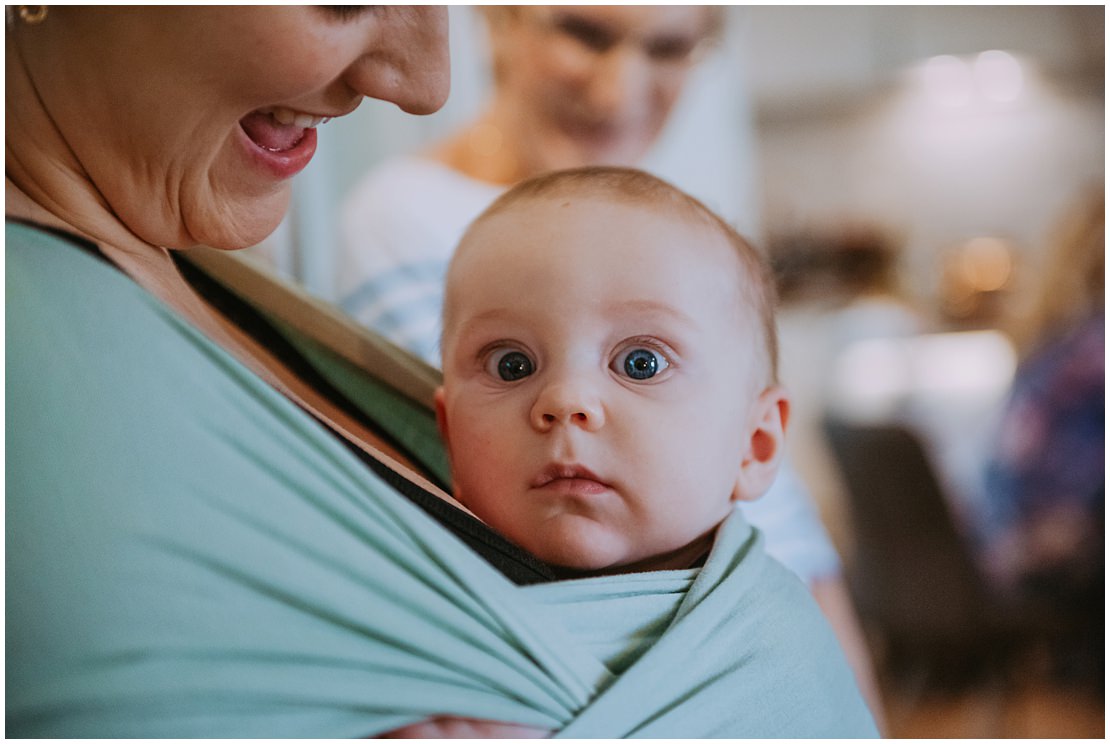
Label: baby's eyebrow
xmin=465 ymin=308 xmax=516 ymax=324
xmin=453 ymin=307 xmax=517 ymax=334
xmin=448 ymin=307 xmax=519 ymax=342
xmin=605 ymin=299 xmax=697 ymax=328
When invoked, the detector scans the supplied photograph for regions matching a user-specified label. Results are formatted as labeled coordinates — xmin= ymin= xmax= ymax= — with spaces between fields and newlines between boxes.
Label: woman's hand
xmin=380 ymin=716 xmax=552 ymax=738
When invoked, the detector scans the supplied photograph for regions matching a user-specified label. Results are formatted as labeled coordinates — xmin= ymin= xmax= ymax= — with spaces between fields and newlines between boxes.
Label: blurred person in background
xmin=338 ymin=5 xmax=724 ymax=366
xmin=338 ymin=5 xmax=884 ymax=724
xmin=977 ymin=189 xmax=1104 ymax=689
xmin=773 ymin=227 xmax=925 ymax=543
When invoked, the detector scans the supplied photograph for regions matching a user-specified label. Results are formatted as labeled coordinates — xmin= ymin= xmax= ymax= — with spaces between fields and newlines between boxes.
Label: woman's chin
xmin=584 ymin=143 xmax=648 ymax=169
xmin=541 ymin=140 xmax=648 ymax=174
xmin=183 ymin=189 xmax=290 ymax=251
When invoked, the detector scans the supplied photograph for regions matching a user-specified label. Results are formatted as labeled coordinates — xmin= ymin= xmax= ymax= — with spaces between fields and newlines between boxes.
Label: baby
xmin=435 ymin=165 xmax=790 ymax=575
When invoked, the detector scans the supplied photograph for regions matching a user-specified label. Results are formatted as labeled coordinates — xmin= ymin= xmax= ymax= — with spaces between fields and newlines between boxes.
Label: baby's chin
xmin=525 ymin=530 xmax=692 ymax=578
xmin=544 ymin=549 xmax=685 ymax=579
xmin=526 ymin=542 xmax=623 ymax=576
xmin=532 ymin=525 xmax=718 ymax=577
xmin=510 ymin=518 xmax=634 ymax=575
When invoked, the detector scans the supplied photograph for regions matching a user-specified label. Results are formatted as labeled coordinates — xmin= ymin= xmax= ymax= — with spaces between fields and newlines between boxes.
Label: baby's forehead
xmin=460 ymin=195 xmax=746 ymax=294
xmin=482 ymin=188 xmax=702 ymax=224
xmin=454 ymin=195 xmax=756 ymax=320
xmin=464 ymin=191 xmax=732 ymax=257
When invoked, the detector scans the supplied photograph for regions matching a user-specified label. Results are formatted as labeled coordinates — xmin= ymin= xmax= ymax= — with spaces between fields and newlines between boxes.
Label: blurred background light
xmin=958 ymin=236 xmax=1014 ymax=292
xmin=909 ymin=330 xmax=1017 ymax=396
xmin=831 ymin=338 xmax=914 ymax=419
xmin=974 ymin=49 xmax=1025 ymax=103
xmin=920 ymin=50 xmax=1027 ymax=109
xmin=923 ymin=54 xmax=975 ymax=107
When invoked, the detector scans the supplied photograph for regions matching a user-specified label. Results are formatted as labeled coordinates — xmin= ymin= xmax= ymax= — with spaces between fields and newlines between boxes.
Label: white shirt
xmin=338 ymin=156 xmax=503 ymax=366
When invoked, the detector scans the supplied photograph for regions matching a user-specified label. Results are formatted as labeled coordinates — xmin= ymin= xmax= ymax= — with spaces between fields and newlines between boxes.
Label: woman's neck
xmin=6 ymin=29 xmax=178 ymax=289
xmin=428 ymin=102 xmax=539 ymax=186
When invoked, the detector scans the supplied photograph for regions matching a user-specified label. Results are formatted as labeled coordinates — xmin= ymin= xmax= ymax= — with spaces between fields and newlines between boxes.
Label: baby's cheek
xmin=453 ymin=429 xmax=513 ymax=499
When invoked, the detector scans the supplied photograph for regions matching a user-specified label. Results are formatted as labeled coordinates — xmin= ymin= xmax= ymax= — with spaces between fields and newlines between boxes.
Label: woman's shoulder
xmin=7 ymin=220 xmax=256 ymax=407
xmin=6 ymin=220 xmax=141 ymax=317
xmin=7 ymin=218 xmax=100 ymax=258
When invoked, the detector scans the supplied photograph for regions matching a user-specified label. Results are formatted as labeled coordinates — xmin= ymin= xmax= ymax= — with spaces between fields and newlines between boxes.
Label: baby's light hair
xmin=451 ymin=166 xmax=780 ymax=384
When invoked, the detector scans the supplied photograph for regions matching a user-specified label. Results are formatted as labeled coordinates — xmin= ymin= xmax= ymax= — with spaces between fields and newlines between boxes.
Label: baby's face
xmin=438 ymin=196 xmax=775 ymax=572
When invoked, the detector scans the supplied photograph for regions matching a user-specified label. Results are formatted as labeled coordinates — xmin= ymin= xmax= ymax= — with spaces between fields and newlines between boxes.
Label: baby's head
xmin=436 ymin=166 xmax=789 ymax=574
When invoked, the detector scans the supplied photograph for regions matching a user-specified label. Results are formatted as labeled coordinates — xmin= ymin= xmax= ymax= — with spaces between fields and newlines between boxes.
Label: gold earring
xmin=18 ymin=6 xmax=48 ymax=25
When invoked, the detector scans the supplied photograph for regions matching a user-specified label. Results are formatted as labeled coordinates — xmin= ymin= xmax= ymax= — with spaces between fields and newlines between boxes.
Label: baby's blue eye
xmin=495 ymin=351 xmax=535 ymax=381
xmin=619 ymin=348 xmax=667 ymax=380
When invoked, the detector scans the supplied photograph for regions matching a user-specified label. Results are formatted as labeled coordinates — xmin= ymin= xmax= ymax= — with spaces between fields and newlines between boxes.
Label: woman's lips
xmin=238 ymin=110 xmax=320 ymax=180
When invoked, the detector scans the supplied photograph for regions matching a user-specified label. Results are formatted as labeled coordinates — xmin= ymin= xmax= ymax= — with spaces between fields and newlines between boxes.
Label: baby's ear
xmin=433 ymin=386 xmax=450 ymax=446
xmin=731 ymin=385 xmax=790 ymax=502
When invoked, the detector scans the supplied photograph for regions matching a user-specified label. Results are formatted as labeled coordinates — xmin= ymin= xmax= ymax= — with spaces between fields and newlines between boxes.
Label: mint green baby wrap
xmin=6 ymin=223 xmax=877 ymax=737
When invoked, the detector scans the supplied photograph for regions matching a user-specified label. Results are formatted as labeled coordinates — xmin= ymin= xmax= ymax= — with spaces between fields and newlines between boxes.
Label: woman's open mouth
xmin=238 ymin=106 xmax=329 ymax=179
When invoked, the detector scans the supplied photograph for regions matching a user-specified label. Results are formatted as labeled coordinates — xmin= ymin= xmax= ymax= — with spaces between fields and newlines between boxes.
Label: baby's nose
xmin=530 ymin=382 xmax=605 ymax=432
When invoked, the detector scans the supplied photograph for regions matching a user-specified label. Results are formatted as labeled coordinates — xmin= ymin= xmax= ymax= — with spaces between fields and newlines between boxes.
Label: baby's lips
xmin=531 ymin=462 xmax=608 ymax=488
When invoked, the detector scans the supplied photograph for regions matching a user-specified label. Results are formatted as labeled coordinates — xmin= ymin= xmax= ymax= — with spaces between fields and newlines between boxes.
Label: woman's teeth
xmin=263 ymin=106 xmax=330 ymax=129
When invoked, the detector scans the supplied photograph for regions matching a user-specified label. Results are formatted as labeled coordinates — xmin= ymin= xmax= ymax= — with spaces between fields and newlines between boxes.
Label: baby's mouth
xmin=532 ymin=464 xmax=609 ymax=489
xmin=240 ymin=107 xmax=330 ymax=152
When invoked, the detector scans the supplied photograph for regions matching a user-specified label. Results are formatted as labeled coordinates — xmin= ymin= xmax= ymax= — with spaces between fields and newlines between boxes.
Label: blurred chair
xmin=822 ymin=418 xmax=1035 ymax=690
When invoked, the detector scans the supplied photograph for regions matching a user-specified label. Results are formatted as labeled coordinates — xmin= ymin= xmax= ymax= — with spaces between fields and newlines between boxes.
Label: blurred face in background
xmin=486 ymin=5 xmax=717 ymax=174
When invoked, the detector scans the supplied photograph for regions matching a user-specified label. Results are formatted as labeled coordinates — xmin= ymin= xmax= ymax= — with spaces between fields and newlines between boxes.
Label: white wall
xmin=740 ymin=5 xmax=1104 ymax=305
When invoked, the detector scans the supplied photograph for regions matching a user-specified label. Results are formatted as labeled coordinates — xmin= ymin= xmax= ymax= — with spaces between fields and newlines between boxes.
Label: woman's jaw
xmin=198 ymin=103 xmax=352 ymax=249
